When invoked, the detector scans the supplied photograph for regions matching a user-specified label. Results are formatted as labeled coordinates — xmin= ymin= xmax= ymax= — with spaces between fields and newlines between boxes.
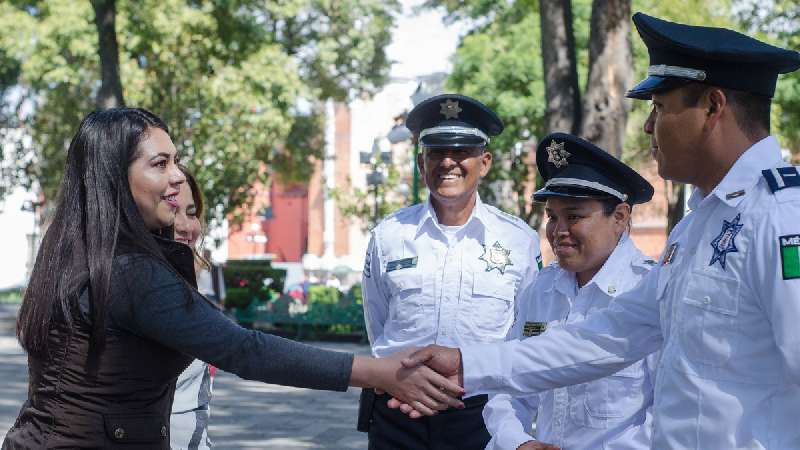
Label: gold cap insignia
xmin=440 ymin=99 xmax=462 ymax=119
xmin=546 ymin=140 xmax=570 ymax=168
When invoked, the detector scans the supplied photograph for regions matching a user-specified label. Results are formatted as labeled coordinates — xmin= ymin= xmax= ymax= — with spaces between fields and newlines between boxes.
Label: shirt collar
xmin=688 ymin=135 xmax=783 ymax=210
xmin=415 ymin=193 xmax=487 ymax=237
xmin=583 ymin=234 xmax=638 ymax=297
xmin=550 ymin=234 xmax=637 ymax=298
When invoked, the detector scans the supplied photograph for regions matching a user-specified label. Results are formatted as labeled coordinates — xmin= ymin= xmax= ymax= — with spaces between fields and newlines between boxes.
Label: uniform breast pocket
xmin=458 ymin=272 xmax=516 ymax=340
xmin=679 ymin=270 xmax=740 ymax=367
xmin=385 ymin=270 xmax=428 ymax=332
xmin=580 ymin=362 xmax=646 ymax=428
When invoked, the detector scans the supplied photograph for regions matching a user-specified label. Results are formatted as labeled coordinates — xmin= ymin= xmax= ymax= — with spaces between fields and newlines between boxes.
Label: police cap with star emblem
xmin=533 ymin=133 xmax=653 ymax=205
xmin=405 ymin=94 xmax=504 ymax=148
xmin=626 ymin=12 xmax=800 ymax=100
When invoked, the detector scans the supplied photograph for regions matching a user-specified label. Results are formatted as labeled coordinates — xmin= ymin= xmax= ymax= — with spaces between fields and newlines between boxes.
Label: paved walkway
xmin=0 ymin=304 xmax=371 ymax=449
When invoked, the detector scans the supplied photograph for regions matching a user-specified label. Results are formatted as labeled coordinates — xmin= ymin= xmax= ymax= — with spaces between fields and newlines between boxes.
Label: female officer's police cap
xmin=533 ymin=133 xmax=654 ymax=205
xmin=405 ymin=94 xmax=504 ymax=148
xmin=627 ymin=12 xmax=800 ymax=100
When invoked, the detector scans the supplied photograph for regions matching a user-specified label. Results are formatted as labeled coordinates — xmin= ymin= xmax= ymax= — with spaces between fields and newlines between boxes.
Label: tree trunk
xmin=666 ymin=181 xmax=685 ymax=234
xmin=539 ymin=0 xmax=581 ymax=135
xmin=91 ymin=0 xmax=125 ymax=109
xmin=579 ymin=0 xmax=632 ymax=158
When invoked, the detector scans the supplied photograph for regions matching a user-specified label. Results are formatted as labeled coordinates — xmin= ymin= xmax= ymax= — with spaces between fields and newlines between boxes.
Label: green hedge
xmin=307 ymin=286 xmax=340 ymax=305
xmin=344 ymin=283 xmax=362 ymax=306
xmin=223 ymin=260 xmax=286 ymax=310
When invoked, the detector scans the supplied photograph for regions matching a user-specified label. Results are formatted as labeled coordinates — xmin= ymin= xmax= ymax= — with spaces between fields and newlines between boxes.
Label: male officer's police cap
xmin=405 ymin=94 xmax=503 ymax=148
xmin=627 ymin=12 xmax=800 ymax=99
xmin=534 ymin=133 xmax=654 ymax=205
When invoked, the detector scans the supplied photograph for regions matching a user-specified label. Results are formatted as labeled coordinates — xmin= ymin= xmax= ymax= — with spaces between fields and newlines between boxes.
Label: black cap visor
xmin=626 ymin=75 xmax=694 ymax=99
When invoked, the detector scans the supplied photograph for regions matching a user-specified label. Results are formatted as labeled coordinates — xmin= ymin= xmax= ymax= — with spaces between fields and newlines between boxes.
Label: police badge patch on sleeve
xmin=780 ymin=234 xmax=800 ymax=280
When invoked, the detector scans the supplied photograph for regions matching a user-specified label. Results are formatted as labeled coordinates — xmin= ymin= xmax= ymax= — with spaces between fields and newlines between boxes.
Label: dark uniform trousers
xmin=368 ymin=393 xmax=491 ymax=450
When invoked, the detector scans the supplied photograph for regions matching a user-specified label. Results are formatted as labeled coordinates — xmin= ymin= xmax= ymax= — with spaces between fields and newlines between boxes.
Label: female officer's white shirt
xmin=362 ymin=195 xmax=541 ymax=357
xmin=462 ymin=136 xmax=800 ymax=449
xmin=483 ymin=235 xmax=658 ymax=450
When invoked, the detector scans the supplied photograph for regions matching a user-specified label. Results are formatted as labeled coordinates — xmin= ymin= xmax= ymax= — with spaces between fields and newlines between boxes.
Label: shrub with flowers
xmin=223 ymin=260 xmax=286 ymax=310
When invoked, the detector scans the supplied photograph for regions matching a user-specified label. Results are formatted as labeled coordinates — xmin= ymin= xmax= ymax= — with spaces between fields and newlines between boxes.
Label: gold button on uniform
xmin=114 ymin=427 xmax=125 ymax=439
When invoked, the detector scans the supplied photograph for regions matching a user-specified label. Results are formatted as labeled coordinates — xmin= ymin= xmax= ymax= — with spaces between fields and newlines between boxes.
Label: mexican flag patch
xmin=780 ymin=234 xmax=800 ymax=280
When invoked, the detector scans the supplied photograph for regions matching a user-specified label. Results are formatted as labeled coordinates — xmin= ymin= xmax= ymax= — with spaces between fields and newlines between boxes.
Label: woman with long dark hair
xmin=3 ymin=108 xmax=463 ymax=449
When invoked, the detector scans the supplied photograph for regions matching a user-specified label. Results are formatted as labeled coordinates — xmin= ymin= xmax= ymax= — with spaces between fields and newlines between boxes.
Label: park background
xmin=0 ymin=0 xmax=798 ymax=447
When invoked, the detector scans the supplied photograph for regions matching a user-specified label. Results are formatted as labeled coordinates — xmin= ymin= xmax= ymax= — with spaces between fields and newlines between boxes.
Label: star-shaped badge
xmin=546 ymin=140 xmax=570 ymax=168
xmin=709 ymin=213 xmax=744 ymax=270
xmin=440 ymin=99 xmax=462 ymax=119
xmin=479 ymin=241 xmax=513 ymax=274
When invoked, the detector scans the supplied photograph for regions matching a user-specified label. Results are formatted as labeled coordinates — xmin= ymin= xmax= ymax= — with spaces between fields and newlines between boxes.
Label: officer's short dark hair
xmin=680 ymin=82 xmax=771 ymax=139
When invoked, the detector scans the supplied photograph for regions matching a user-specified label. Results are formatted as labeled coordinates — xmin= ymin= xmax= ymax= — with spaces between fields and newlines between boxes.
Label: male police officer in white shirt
xmin=398 ymin=13 xmax=800 ymax=450
xmin=361 ymin=94 xmax=541 ymax=449
xmin=483 ymin=133 xmax=658 ymax=450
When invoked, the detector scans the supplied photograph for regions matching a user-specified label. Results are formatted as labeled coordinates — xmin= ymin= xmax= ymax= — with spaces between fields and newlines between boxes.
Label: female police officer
xmin=483 ymin=133 xmax=657 ymax=450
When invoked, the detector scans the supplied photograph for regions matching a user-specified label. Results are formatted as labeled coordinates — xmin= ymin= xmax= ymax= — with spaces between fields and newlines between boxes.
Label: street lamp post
xmin=21 ymin=199 xmax=43 ymax=280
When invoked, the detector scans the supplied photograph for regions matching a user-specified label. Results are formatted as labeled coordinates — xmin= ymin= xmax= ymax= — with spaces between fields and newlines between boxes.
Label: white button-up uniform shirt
xmin=484 ymin=236 xmax=658 ymax=450
xmin=462 ymin=136 xmax=800 ymax=449
xmin=363 ymin=195 xmax=541 ymax=357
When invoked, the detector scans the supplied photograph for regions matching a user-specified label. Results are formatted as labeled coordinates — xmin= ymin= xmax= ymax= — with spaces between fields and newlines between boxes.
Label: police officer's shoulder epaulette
xmin=534 ymin=260 xmax=560 ymax=281
xmin=762 ymin=167 xmax=800 ymax=194
xmin=486 ymin=204 xmax=536 ymax=235
xmin=378 ymin=203 xmax=423 ymax=228
xmin=540 ymin=260 xmax=560 ymax=274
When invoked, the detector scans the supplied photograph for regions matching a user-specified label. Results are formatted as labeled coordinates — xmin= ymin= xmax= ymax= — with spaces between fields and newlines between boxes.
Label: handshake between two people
xmin=358 ymin=345 xmax=562 ymax=450
xmin=352 ymin=345 xmax=464 ymax=418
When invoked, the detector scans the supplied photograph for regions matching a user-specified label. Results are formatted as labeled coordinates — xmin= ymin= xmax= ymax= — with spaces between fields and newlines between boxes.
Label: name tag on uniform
xmin=522 ymin=321 xmax=547 ymax=337
xmin=386 ymin=257 xmax=418 ymax=272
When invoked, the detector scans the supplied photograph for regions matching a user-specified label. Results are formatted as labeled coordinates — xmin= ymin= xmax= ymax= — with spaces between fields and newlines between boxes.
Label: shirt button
xmin=114 ymin=427 xmax=125 ymax=439
xmin=161 ymin=425 xmax=167 ymax=437
xmin=703 ymin=296 xmax=711 ymax=304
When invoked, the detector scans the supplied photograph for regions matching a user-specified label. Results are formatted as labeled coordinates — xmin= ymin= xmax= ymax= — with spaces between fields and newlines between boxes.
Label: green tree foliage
xmin=446 ymin=5 xmax=546 ymax=222
xmin=423 ymin=0 xmax=788 ymax=231
xmin=0 ymin=0 xmax=398 ymax=223
xmin=737 ymin=0 xmax=800 ymax=153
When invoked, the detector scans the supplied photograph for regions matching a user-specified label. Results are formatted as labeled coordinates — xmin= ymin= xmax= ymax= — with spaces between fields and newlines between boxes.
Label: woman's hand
xmin=350 ymin=349 xmax=465 ymax=417
xmin=384 ymin=344 xmax=465 ymax=418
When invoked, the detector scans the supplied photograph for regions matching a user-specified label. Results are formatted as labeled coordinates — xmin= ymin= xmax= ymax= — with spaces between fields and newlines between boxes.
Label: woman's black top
xmin=3 ymin=238 xmax=353 ymax=449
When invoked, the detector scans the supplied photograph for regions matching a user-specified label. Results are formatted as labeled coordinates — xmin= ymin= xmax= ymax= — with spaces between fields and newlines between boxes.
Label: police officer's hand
xmin=401 ymin=344 xmax=463 ymax=386
xmin=351 ymin=349 xmax=465 ymax=417
xmin=517 ymin=440 xmax=560 ymax=450
xmin=383 ymin=345 xmax=464 ymax=418
xmin=389 ymin=349 xmax=466 ymax=415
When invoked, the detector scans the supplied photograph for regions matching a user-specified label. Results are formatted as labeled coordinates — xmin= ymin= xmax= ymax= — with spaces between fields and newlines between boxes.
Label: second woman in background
xmin=171 ymin=165 xmax=214 ymax=450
